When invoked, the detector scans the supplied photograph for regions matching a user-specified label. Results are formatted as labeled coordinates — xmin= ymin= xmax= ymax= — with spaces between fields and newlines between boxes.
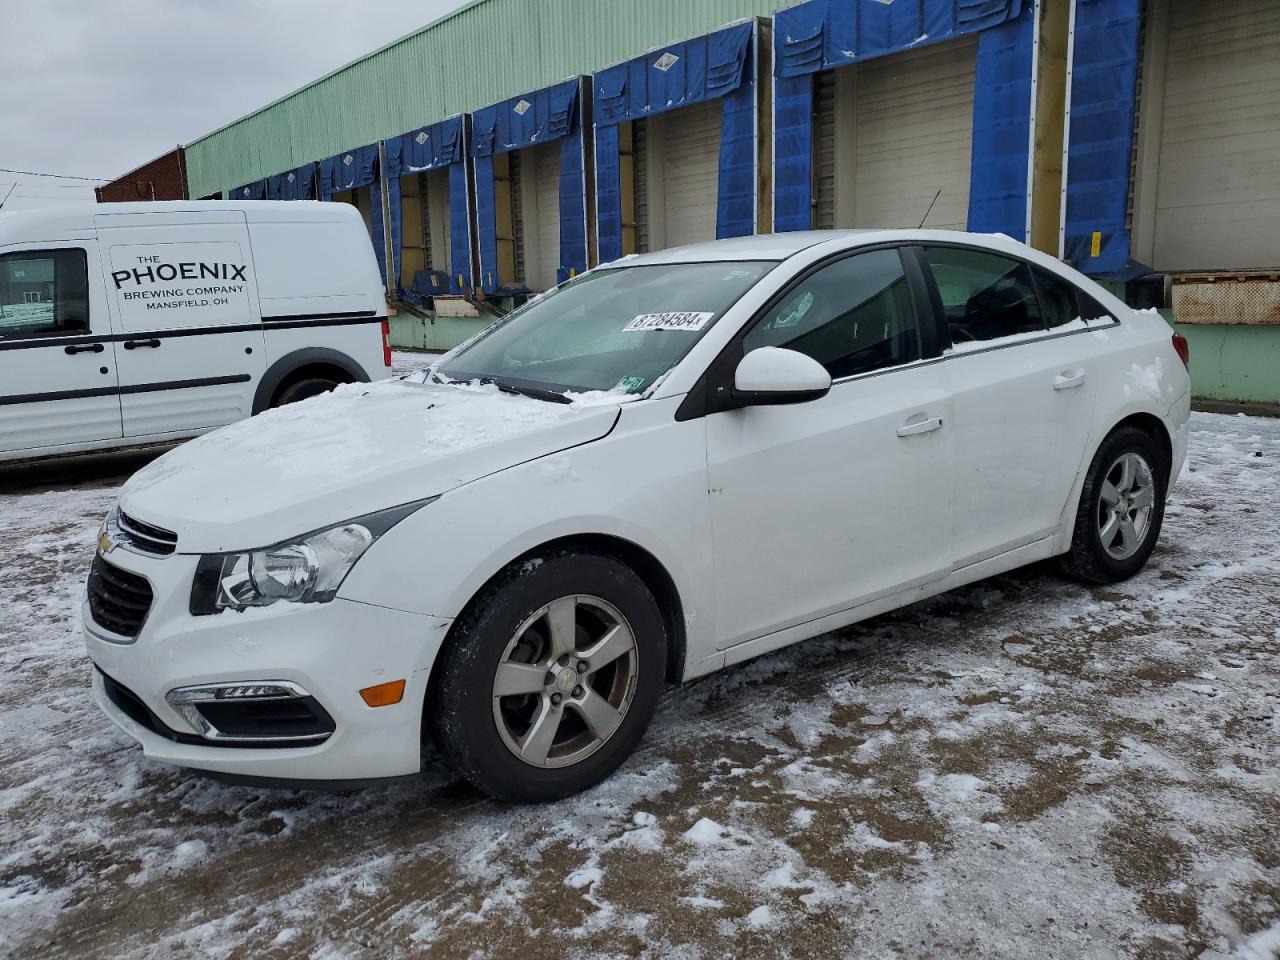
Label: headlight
xmin=189 ymin=499 xmax=434 ymax=615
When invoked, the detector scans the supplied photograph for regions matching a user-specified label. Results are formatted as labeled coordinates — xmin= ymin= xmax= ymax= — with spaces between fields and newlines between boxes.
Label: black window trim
xmin=676 ymin=242 xmax=945 ymax=421
xmin=0 ymin=247 xmax=91 ymax=342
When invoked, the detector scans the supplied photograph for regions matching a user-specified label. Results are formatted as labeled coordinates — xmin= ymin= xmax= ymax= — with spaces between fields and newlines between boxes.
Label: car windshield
xmin=436 ymin=260 xmax=774 ymax=398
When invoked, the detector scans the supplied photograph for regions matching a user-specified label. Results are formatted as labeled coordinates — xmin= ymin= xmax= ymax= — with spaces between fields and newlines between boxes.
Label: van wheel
xmin=1058 ymin=426 xmax=1167 ymax=584
xmin=430 ymin=551 xmax=667 ymax=802
xmin=271 ymin=377 xmax=339 ymax=407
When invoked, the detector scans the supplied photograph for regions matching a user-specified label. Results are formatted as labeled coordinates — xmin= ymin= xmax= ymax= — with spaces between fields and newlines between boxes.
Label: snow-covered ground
xmin=1 ymin=400 xmax=1277 ymax=959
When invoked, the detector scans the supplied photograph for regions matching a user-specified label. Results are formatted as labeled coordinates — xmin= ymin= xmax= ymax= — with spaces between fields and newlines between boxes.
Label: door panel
xmin=941 ymin=335 xmax=1099 ymax=564
xmin=707 ymin=369 xmax=953 ymax=648
xmin=920 ymin=246 xmax=1101 ymax=564
xmin=95 ymin=216 xmax=266 ymax=437
xmin=707 ymin=247 xmax=953 ymax=649
xmin=0 ymin=243 xmax=123 ymax=454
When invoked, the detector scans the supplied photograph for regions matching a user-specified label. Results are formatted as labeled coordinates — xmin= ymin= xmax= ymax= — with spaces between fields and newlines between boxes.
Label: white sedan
xmin=84 ymin=231 xmax=1191 ymax=802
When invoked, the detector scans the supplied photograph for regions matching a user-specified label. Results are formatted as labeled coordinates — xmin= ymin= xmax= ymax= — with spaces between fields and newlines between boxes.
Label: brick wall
xmin=96 ymin=149 xmax=188 ymax=202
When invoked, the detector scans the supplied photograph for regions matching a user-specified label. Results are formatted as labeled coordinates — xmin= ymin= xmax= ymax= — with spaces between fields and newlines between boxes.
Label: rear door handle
xmin=1053 ymin=369 xmax=1087 ymax=390
xmin=897 ymin=416 xmax=943 ymax=438
xmin=123 ymin=338 xmax=161 ymax=350
xmin=64 ymin=342 xmax=105 ymax=355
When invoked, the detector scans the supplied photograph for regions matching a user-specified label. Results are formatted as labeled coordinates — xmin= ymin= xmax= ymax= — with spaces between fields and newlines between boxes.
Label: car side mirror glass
xmin=732 ymin=347 xmax=832 ymax=407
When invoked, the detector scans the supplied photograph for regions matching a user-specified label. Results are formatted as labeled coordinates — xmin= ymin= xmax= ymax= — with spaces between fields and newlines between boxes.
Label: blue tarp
xmin=772 ymin=0 xmax=1031 ymax=238
xmin=396 ymin=115 xmax=465 ymax=174
xmin=1062 ymin=0 xmax=1141 ymax=276
xmin=230 ymin=179 xmax=266 ymax=201
xmin=774 ymin=0 xmax=1024 ymax=78
xmin=266 ymin=164 xmax=316 ymax=201
xmin=595 ymin=21 xmax=755 ymax=264
xmin=449 ymin=161 xmax=473 ymax=293
xmin=471 ymin=78 xmax=579 ymax=158
xmin=384 ymin=115 xmax=470 ymax=296
xmin=319 ymin=143 xmax=384 ymax=284
xmin=967 ymin=7 xmax=1036 ymax=239
xmin=471 ymin=78 xmax=586 ymax=294
xmin=319 ymin=143 xmax=379 ymax=199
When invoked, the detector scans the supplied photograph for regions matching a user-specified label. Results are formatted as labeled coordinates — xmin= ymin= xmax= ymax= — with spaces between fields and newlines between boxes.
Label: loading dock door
xmin=425 ymin=169 xmax=451 ymax=274
xmin=1151 ymin=0 xmax=1280 ymax=270
xmin=519 ymin=141 xmax=562 ymax=292
xmin=854 ymin=36 xmax=977 ymax=231
xmin=661 ymin=99 xmax=722 ymax=248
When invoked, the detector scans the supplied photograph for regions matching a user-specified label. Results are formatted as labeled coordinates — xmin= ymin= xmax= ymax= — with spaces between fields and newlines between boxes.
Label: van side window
xmin=923 ymin=247 xmax=1044 ymax=344
xmin=742 ymin=249 xmax=921 ymax=378
xmin=0 ymin=249 xmax=90 ymax=339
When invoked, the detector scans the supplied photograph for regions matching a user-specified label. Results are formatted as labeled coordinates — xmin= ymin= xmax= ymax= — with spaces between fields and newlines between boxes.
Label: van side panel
xmin=249 ymin=212 xmax=389 ymax=400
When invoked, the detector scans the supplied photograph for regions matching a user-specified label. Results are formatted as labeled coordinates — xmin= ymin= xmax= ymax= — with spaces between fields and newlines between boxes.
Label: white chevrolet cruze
xmin=84 ymin=231 xmax=1191 ymax=802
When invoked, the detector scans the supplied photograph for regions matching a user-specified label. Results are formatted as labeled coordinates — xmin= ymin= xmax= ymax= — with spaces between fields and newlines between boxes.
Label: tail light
xmin=381 ymin=319 xmax=392 ymax=368
xmin=1171 ymin=332 xmax=1189 ymax=367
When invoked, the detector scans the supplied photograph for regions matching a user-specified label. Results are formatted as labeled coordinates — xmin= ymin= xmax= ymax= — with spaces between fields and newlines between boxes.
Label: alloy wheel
xmin=491 ymin=595 xmax=639 ymax=768
xmin=1097 ymin=451 xmax=1156 ymax=561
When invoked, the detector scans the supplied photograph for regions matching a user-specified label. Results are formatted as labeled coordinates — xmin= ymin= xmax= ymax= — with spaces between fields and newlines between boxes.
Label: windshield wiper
xmin=437 ymin=373 xmax=571 ymax=404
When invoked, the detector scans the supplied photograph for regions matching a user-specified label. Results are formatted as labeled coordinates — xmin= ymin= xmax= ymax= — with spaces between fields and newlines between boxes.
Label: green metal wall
xmin=186 ymin=0 xmax=785 ymax=198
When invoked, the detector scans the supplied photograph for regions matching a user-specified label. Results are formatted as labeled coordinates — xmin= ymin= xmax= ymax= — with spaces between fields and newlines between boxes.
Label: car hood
xmin=118 ymin=378 xmax=622 ymax=553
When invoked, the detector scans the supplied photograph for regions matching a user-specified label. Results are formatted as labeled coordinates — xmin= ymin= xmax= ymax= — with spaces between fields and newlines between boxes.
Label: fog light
xmin=359 ymin=679 xmax=406 ymax=707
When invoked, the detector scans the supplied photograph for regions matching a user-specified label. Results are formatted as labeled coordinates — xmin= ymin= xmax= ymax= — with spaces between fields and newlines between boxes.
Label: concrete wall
xmin=1170 ymin=318 xmax=1280 ymax=405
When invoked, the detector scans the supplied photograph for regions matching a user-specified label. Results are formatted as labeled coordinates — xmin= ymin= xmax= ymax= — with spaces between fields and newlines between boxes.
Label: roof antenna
xmin=0 ymin=182 xmax=16 ymax=211
xmin=917 ymin=189 xmax=942 ymax=229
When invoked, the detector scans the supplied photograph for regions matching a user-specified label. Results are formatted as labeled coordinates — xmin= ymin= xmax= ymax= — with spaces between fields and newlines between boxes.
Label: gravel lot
xmin=1 ymin=373 xmax=1277 ymax=958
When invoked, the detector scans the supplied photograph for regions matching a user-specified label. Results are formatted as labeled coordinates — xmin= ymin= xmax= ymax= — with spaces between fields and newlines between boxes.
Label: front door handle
xmin=64 ymin=342 xmax=105 ymax=355
xmin=897 ymin=416 xmax=943 ymax=438
xmin=1053 ymin=369 xmax=1087 ymax=390
xmin=123 ymin=338 xmax=161 ymax=350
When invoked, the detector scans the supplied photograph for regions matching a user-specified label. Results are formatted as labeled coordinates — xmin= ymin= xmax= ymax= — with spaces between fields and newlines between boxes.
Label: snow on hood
xmin=119 ymin=379 xmax=620 ymax=553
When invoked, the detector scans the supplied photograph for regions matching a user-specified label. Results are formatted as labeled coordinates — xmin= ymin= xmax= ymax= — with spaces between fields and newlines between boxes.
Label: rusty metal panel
xmin=185 ymin=0 xmax=783 ymax=198
xmin=1172 ymin=272 xmax=1280 ymax=326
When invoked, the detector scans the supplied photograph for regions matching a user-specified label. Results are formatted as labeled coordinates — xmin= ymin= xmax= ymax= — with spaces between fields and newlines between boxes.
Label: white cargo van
xmin=0 ymin=201 xmax=392 ymax=462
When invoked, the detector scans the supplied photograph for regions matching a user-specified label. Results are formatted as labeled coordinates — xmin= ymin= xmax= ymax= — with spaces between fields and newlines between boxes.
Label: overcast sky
xmin=1 ymin=0 xmax=470 ymax=210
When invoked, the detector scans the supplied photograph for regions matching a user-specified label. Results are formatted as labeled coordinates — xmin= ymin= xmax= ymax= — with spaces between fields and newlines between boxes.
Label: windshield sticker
xmin=623 ymin=311 xmax=715 ymax=333
xmin=615 ymin=375 xmax=646 ymax=393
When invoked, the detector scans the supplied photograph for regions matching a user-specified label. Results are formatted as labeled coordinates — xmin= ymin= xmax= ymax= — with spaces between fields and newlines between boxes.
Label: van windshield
xmin=436 ymin=261 xmax=774 ymax=398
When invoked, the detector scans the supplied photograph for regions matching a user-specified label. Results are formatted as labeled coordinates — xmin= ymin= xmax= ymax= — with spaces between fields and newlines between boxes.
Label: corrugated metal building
xmin=160 ymin=0 xmax=1278 ymax=401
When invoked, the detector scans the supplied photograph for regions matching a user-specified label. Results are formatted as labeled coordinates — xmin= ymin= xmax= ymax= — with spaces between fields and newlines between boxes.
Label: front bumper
xmin=84 ymin=546 xmax=453 ymax=783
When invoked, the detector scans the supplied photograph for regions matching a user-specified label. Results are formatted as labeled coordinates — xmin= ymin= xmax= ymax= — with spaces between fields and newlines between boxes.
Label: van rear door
xmin=0 ymin=241 xmax=123 ymax=455
xmin=95 ymin=211 xmax=266 ymax=438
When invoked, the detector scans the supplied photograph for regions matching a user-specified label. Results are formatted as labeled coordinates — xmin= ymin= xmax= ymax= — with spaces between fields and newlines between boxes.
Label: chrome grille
xmin=116 ymin=510 xmax=177 ymax=557
xmin=87 ymin=555 xmax=154 ymax=639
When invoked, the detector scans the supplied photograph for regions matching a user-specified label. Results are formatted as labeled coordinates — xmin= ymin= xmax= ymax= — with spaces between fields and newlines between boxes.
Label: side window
xmin=923 ymin=246 xmax=1044 ymax=344
xmin=1031 ymin=265 xmax=1084 ymax=329
xmin=0 ymin=249 xmax=90 ymax=339
xmin=743 ymin=249 xmax=920 ymax=379
xmin=1077 ymin=289 xmax=1114 ymax=324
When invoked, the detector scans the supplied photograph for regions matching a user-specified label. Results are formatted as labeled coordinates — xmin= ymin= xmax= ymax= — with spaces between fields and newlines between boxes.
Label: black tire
xmin=1058 ymin=425 xmax=1168 ymax=584
xmin=271 ymin=377 xmax=340 ymax=407
xmin=429 ymin=550 xmax=667 ymax=803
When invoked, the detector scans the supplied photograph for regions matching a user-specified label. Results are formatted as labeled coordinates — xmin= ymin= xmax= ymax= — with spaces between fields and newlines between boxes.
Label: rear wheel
xmin=1059 ymin=426 xmax=1167 ymax=584
xmin=271 ymin=376 xmax=340 ymax=407
xmin=430 ymin=551 xmax=667 ymax=802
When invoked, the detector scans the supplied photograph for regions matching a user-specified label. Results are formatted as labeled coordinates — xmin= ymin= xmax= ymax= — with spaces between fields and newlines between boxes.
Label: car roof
xmin=618 ymin=229 xmax=1037 ymax=265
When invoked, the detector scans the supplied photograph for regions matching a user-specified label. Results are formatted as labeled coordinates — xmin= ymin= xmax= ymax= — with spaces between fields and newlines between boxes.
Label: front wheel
xmin=271 ymin=377 xmax=340 ymax=407
xmin=429 ymin=551 xmax=667 ymax=802
xmin=1058 ymin=426 xmax=1168 ymax=584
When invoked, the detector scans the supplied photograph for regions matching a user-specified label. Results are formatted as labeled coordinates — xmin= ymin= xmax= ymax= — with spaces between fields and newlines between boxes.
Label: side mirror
xmin=733 ymin=347 xmax=832 ymax=406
